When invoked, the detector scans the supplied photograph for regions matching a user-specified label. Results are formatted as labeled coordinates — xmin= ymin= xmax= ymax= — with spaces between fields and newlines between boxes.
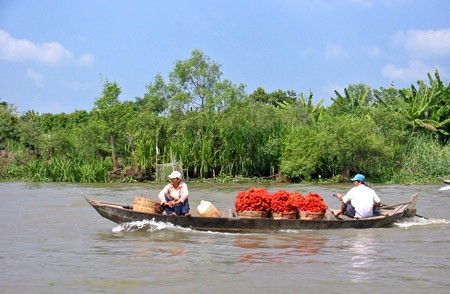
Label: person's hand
xmin=333 ymin=193 xmax=343 ymax=200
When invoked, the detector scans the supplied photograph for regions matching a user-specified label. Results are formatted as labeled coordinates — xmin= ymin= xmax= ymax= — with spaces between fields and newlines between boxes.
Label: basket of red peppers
xmin=234 ymin=188 xmax=328 ymax=220
xmin=269 ymin=190 xmax=300 ymax=220
xmin=234 ymin=187 xmax=271 ymax=219
xmin=297 ymin=192 xmax=328 ymax=220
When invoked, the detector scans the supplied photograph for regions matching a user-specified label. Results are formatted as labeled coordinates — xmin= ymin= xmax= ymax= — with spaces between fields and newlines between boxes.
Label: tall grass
xmin=24 ymin=157 xmax=113 ymax=183
xmin=395 ymin=134 xmax=450 ymax=182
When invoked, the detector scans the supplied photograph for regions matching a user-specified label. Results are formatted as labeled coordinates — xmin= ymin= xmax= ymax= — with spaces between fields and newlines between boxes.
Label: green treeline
xmin=1 ymin=50 xmax=450 ymax=183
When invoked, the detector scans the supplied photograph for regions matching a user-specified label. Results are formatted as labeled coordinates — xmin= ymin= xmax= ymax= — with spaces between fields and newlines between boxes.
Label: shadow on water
xmin=233 ymin=233 xmax=328 ymax=264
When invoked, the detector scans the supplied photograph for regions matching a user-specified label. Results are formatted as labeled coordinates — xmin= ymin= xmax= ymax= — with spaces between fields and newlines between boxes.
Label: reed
xmin=395 ymin=134 xmax=450 ymax=182
xmin=23 ymin=157 xmax=112 ymax=183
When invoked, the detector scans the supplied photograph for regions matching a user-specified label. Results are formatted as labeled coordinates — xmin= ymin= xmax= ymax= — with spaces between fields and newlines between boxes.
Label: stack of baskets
xmin=271 ymin=211 xmax=298 ymax=220
xmin=133 ymin=196 xmax=162 ymax=214
xmin=299 ymin=211 xmax=325 ymax=220
xmin=237 ymin=210 xmax=268 ymax=219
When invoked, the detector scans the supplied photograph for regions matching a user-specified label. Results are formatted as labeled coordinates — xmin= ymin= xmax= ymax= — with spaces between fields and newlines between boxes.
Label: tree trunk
xmin=110 ymin=134 xmax=119 ymax=171
xmin=342 ymin=167 xmax=350 ymax=179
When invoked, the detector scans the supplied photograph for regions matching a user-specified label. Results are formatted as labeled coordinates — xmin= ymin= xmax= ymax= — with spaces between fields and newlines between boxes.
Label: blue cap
xmin=351 ymin=174 xmax=365 ymax=182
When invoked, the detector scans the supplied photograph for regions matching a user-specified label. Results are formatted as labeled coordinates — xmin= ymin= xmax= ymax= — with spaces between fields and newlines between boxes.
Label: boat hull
xmin=84 ymin=194 xmax=417 ymax=233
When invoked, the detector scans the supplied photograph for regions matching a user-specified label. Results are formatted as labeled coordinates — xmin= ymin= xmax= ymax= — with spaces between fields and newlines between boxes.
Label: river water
xmin=1 ymin=182 xmax=449 ymax=294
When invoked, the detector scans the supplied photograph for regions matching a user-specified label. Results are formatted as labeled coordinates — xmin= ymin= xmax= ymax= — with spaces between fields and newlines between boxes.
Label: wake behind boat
xmin=439 ymin=178 xmax=450 ymax=190
xmin=84 ymin=194 xmax=418 ymax=233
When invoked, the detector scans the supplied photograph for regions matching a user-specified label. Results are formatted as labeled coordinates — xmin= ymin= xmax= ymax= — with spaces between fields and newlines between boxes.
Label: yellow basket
xmin=133 ymin=196 xmax=162 ymax=214
xmin=271 ymin=211 xmax=298 ymax=220
xmin=237 ymin=210 xmax=268 ymax=219
xmin=299 ymin=211 xmax=325 ymax=220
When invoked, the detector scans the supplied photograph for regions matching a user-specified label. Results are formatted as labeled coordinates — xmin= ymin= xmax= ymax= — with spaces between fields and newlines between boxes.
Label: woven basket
xmin=299 ymin=211 xmax=325 ymax=220
xmin=237 ymin=210 xmax=268 ymax=219
xmin=271 ymin=211 xmax=298 ymax=220
xmin=133 ymin=196 xmax=162 ymax=214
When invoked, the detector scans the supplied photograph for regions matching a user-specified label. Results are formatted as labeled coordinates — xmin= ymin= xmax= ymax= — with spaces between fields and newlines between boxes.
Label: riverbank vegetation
xmin=1 ymin=50 xmax=450 ymax=184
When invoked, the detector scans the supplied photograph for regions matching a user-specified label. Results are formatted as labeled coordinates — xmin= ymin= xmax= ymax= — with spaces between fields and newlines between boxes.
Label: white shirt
xmin=342 ymin=184 xmax=381 ymax=218
xmin=158 ymin=182 xmax=189 ymax=204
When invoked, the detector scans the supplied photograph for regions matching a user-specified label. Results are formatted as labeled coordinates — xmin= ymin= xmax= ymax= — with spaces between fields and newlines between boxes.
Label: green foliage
xmin=275 ymin=91 xmax=325 ymax=125
xmin=2 ymin=51 xmax=450 ymax=184
xmin=137 ymin=74 xmax=170 ymax=114
xmin=217 ymin=101 xmax=288 ymax=177
xmin=169 ymin=49 xmax=222 ymax=111
xmin=394 ymin=134 xmax=450 ymax=183
xmin=329 ymin=83 xmax=374 ymax=116
xmin=0 ymin=101 xmax=19 ymax=148
xmin=281 ymin=125 xmax=324 ymax=180
xmin=281 ymin=115 xmax=392 ymax=181
xmin=93 ymin=81 xmax=136 ymax=171
xmin=375 ymin=71 xmax=450 ymax=142
xmin=249 ymin=88 xmax=308 ymax=109
xmin=23 ymin=157 xmax=112 ymax=182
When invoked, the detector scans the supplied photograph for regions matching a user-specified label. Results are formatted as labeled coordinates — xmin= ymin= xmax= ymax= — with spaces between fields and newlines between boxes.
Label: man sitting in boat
xmin=331 ymin=174 xmax=383 ymax=218
xmin=158 ymin=171 xmax=191 ymax=216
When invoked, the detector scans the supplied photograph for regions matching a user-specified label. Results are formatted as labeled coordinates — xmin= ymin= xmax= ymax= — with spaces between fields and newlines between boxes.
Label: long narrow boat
xmin=84 ymin=194 xmax=418 ymax=233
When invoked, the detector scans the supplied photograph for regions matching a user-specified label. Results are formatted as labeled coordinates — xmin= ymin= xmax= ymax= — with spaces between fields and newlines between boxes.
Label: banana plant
xmin=276 ymin=91 xmax=325 ymax=124
xmin=331 ymin=83 xmax=373 ymax=114
xmin=376 ymin=71 xmax=450 ymax=138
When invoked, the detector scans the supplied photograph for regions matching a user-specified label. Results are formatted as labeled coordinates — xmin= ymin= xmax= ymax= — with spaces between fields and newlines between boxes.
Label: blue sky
xmin=1 ymin=0 xmax=450 ymax=114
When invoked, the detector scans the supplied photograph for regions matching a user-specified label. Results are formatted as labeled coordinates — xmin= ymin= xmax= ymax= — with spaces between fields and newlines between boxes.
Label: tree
xmin=93 ymin=81 xmax=132 ymax=172
xmin=137 ymin=74 xmax=170 ymax=115
xmin=0 ymin=100 xmax=19 ymax=148
xmin=329 ymin=83 xmax=374 ymax=116
xmin=276 ymin=91 xmax=325 ymax=125
xmin=17 ymin=111 xmax=42 ymax=156
xmin=249 ymin=88 xmax=298 ymax=108
xmin=281 ymin=115 xmax=390 ymax=180
xmin=168 ymin=49 xmax=222 ymax=112
xmin=322 ymin=115 xmax=389 ymax=178
xmin=249 ymin=87 xmax=270 ymax=104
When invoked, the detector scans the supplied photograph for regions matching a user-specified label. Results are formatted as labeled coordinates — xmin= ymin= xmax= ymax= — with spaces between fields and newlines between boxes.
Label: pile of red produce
xmin=234 ymin=187 xmax=271 ymax=212
xmin=270 ymin=190 xmax=300 ymax=213
xmin=234 ymin=188 xmax=328 ymax=214
xmin=296 ymin=192 xmax=328 ymax=213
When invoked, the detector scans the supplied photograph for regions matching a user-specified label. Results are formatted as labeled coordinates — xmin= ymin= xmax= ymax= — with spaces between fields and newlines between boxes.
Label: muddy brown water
xmin=1 ymin=182 xmax=449 ymax=293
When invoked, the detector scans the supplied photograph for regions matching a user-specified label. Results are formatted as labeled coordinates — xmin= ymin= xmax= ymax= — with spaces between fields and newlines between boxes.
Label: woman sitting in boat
xmin=158 ymin=171 xmax=190 ymax=216
xmin=331 ymin=174 xmax=383 ymax=218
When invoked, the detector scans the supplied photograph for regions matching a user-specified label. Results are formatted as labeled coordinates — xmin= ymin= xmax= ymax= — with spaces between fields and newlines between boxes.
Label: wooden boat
xmin=84 ymin=194 xmax=418 ymax=233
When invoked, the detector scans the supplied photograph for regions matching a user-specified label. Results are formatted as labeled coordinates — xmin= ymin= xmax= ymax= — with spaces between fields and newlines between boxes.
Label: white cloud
xmin=0 ymin=30 xmax=94 ymax=66
xmin=26 ymin=68 xmax=44 ymax=87
xmin=384 ymin=28 xmax=450 ymax=82
xmin=381 ymin=59 xmax=439 ymax=81
xmin=394 ymin=28 xmax=450 ymax=58
xmin=324 ymin=43 xmax=348 ymax=58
